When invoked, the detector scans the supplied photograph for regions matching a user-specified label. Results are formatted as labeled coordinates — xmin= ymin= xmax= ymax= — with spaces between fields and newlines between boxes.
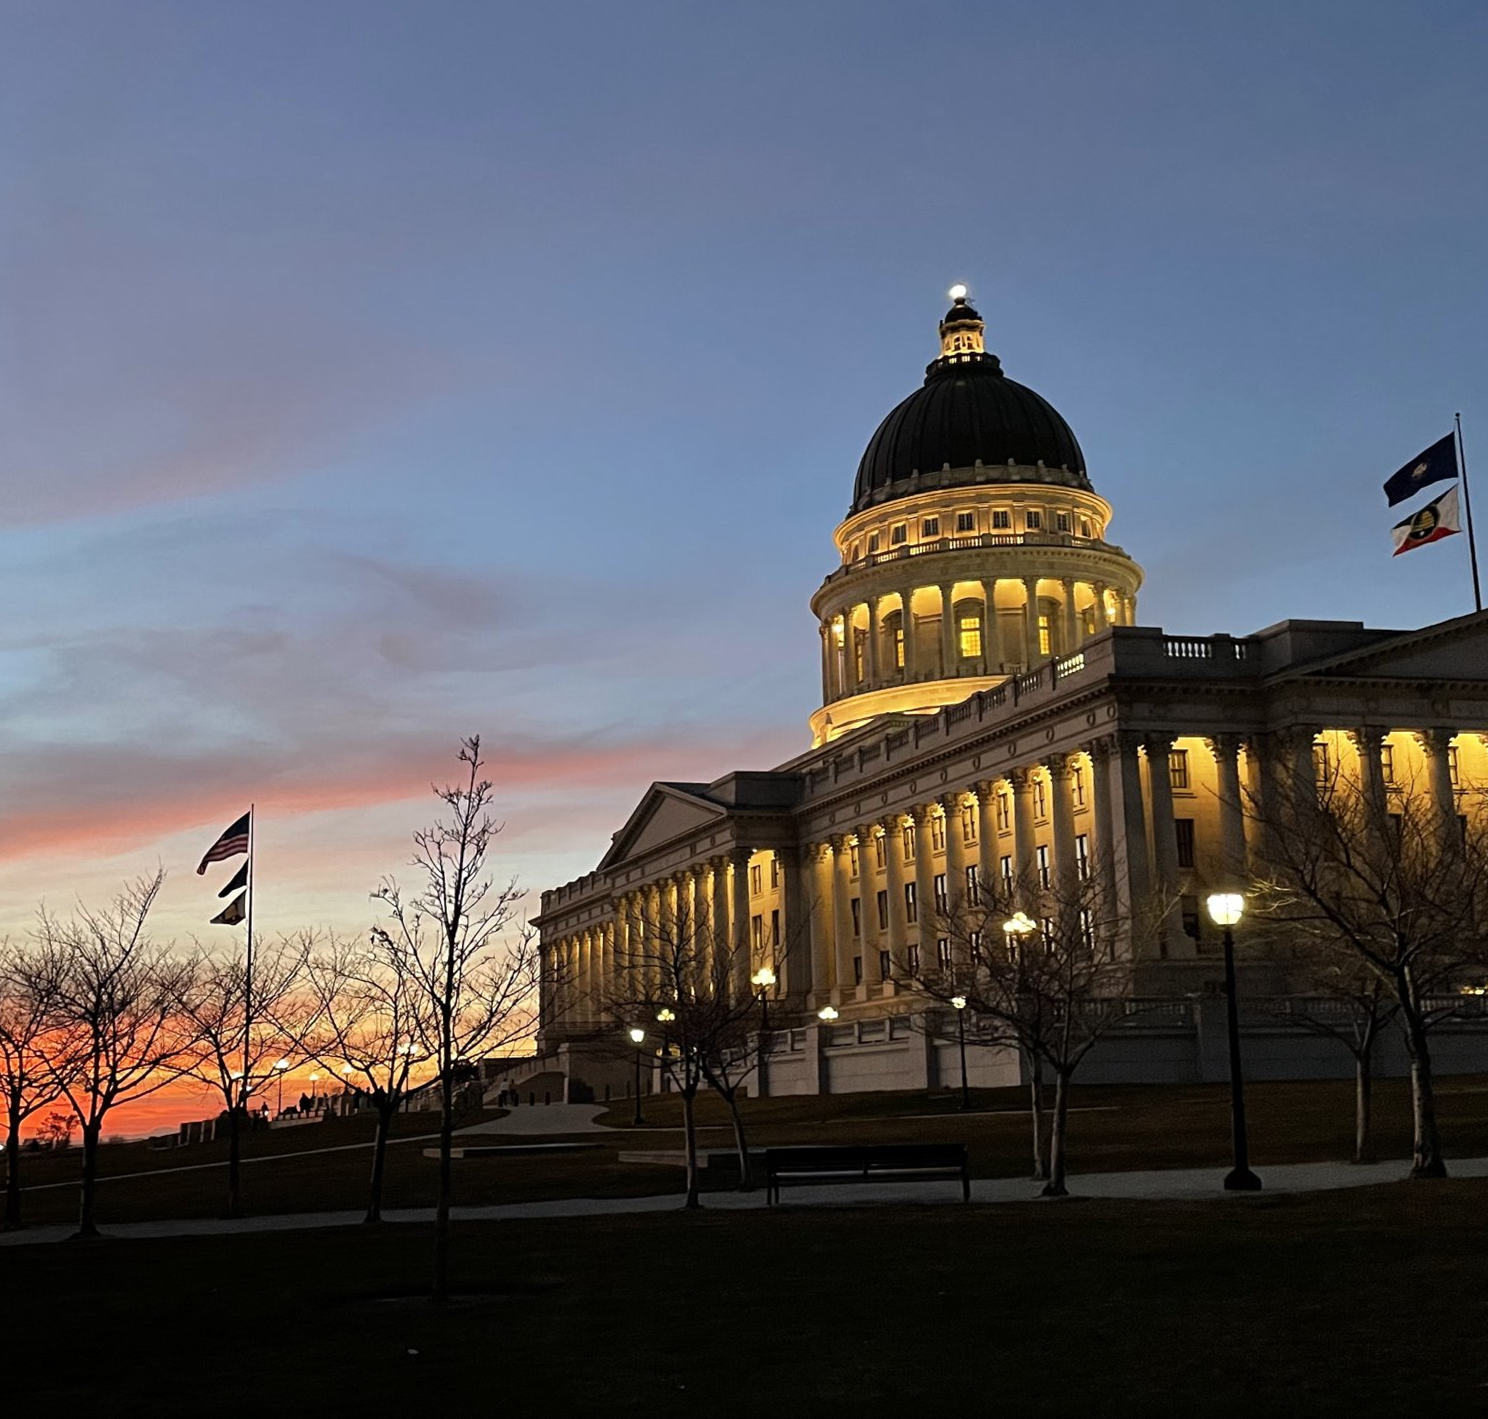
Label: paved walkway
xmin=457 ymin=1104 xmax=613 ymax=1136
xmin=5 ymin=1154 xmax=1484 ymax=1249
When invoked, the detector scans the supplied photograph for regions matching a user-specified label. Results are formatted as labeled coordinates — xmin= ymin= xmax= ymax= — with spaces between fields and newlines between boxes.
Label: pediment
xmin=598 ymin=783 xmax=728 ymax=870
xmin=1292 ymin=612 xmax=1488 ymax=684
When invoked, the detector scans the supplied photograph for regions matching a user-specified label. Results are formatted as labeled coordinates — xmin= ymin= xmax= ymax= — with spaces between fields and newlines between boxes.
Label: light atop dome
xmin=947 ymin=282 xmax=969 ymax=302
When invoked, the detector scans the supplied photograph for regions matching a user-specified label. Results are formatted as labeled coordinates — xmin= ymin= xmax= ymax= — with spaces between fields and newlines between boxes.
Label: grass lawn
xmin=10 ymin=1075 xmax=1488 ymax=1229
xmin=10 ymin=1181 xmax=1488 ymax=1416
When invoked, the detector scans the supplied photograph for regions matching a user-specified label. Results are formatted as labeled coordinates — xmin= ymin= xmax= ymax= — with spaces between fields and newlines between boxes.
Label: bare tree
xmin=907 ymin=857 xmax=1163 ymax=1196
xmin=374 ymin=738 xmax=541 ymax=1301
xmin=1247 ymin=767 xmax=1488 ymax=1178
xmin=172 ymin=935 xmax=309 ymax=1218
xmin=25 ymin=873 xmax=197 ymax=1237
xmin=300 ymin=931 xmax=435 ymax=1223
xmin=0 ymin=941 xmax=63 ymax=1229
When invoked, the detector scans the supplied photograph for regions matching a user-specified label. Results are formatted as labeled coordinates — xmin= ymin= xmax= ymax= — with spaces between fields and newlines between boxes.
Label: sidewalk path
xmin=5 ymin=1154 xmax=1486 ymax=1248
xmin=457 ymin=1105 xmax=613 ymax=1136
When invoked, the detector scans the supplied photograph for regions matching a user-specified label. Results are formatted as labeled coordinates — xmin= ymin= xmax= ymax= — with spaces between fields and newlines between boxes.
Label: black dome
xmin=852 ymin=350 xmax=1088 ymax=513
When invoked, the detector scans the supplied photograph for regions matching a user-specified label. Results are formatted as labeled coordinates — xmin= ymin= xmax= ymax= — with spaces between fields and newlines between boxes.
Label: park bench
xmin=764 ymin=1143 xmax=970 ymax=1205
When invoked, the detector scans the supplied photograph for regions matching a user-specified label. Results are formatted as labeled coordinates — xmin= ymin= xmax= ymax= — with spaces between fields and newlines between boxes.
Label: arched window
xmin=954 ymin=597 xmax=983 ymax=660
xmin=883 ymin=609 xmax=905 ymax=672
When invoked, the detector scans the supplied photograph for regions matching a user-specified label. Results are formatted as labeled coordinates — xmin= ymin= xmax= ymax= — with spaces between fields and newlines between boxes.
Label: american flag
xmin=196 ymin=811 xmax=251 ymax=874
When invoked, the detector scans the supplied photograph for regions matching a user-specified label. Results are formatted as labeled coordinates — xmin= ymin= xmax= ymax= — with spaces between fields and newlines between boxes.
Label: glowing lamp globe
xmin=951 ymin=995 xmax=967 ymax=1010
xmin=1206 ymin=892 xmax=1245 ymax=928
xmin=817 ymin=1005 xmax=839 ymax=1022
xmin=948 ymin=283 xmax=969 ymax=301
xmin=628 ymin=1027 xmax=645 ymax=1045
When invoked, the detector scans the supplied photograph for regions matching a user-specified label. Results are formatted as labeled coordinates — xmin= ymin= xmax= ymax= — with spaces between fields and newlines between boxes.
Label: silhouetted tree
xmin=0 ymin=941 xmax=63 ymax=1228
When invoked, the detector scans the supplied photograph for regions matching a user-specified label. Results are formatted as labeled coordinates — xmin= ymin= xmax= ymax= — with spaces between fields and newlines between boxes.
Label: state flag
xmin=1391 ymin=484 xmax=1462 ymax=557
xmin=217 ymin=860 xmax=249 ymax=899
xmin=196 ymin=811 xmax=250 ymax=874
xmin=211 ymin=892 xmax=247 ymax=926
xmin=1384 ymin=432 xmax=1457 ymax=507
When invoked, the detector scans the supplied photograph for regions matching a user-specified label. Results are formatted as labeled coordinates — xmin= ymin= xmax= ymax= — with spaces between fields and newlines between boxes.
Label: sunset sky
xmin=4 ymin=0 xmax=1487 ymax=1001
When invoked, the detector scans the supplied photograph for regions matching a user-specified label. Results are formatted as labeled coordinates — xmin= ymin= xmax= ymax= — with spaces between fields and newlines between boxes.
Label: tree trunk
xmin=1027 ymin=1050 xmax=1048 ymax=1181
xmin=680 ymin=1086 xmax=701 ymax=1209
xmin=4 ymin=1108 xmax=21 ymax=1230
xmin=366 ymin=1104 xmax=394 ymax=1223
xmin=1401 ymin=1007 xmax=1447 ymax=1178
xmin=723 ymin=1087 xmax=752 ymax=1188
xmin=433 ymin=1060 xmax=455 ymax=1301
xmin=224 ymin=1106 xmax=243 ymax=1218
xmin=1353 ymin=1050 xmax=1375 ymax=1165
xmin=1042 ymin=1068 xmax=1071 ymax=1197
xmin=75 ymin=1120 xmax=102 ymax=1239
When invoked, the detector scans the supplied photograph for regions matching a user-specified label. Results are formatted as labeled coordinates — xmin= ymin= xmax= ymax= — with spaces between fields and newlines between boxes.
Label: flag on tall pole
xmin=1391 ymin=485 xmax=1462 ymax=557
xmin=196 ymin=812 xmax=250 ymax=874
xmin=217 ymin=860 xmax=249 ymax=898
xmin=1383 ymin=432 xmax=1457 ymax=507
xmin=211 ymin=892 xmax=247 ymax=926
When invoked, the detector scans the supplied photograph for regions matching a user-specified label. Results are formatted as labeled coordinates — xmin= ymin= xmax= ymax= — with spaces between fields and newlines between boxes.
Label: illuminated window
xmin=1169 ymin=749 xmax=1189 ymax=789
xmin=992 ymin=509 xmax=1011 ymax=530
xmin=1055 ymin=511 xmax=1070 ymax=532
xmin=769 ymin=856 xmax=779 ymax=888
xmin=933 ymin=872 xmax=948 ymax=913
xmin=890 ymin=523 xmax=907 ymax=545
xmin=999 ymin=855 xmax=1013 ymax=892
xmin=906 ymin=944 xmax=920 ymax=975
xmin=922 ymin=517 xmax=940 ymax=538
xmin=849 ymin=542 xmax=860 ymax=562
xmin=996 ymin=794 xmax=1011 ymax=832
xmin=1313 ymin=742 xmax=1331 ymax=783
xmin=903 ymin=820 xmax=916 ymax=860
xmin=1079 ymin=517 xmax=1092 ymax=537
xmin=1075 ymin=833 xmax=1089 ymax=880
xmin=848 ymin=841 xmax=859 ymax=878
xmin=956 ymin=511 xmax=975 ymax=533
xmin=1175 ymin=818 xmax=1196 ymax=869
xmin=750 ymin=863 xmax=762 ymax=894
xmin=961 ymin=804 xmax=977 ymax=843
xmin=1038 ymin=615 xmax=1051 ymax=656
xmin=1034 ymin=779 xmax=1047 ymax=818
xmin=937 ymin=937 xmax=952 ymax=969
xmin=1450 ymin=744 xmax=1460 ymax=787
xmin=1025 ymin=510 xmax=1042 ymax=530
xmin=1036 ymin=844 xmax=1050 ymax=888
xmin=904 ymin=882 xmax=918 ymax=925
xmin=853 ymin=633 xmax=865 ymax=683
xmin=751 ymin=915 xmax=763 ymax=950
xmin=1072 ymin=765 xmax=1086 ymax=806
xmin=894 ymin=625 xmax=905 ymax=669
xmin=959 ymin=613 xmax=982 ymax=659
xmin=868 ymin=532 xmax=880 ymax=553
xmin=874 ymin=832 xmax=886 ymax=869
xmin=965 ymin=864 xmax=979 ymax=899
xmin=930 ymin=814 xmax=946 ymax=852
xmin=969 ymin=930 xmax=982 ymax=961
xmin=1381 ymin=742 xmax=1396 ymax=785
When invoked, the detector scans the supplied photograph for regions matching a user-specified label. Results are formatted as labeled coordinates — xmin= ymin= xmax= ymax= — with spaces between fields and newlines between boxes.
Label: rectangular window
xmin=893 ymin=626 xmax=905 ymax=669
xmin=969 ymin=929 xmax=982 ymax=962
xmin=1181 ymin=894 xmax=1201 ymax=942
xmin=769 ymin=855 xmax=779 ymax=888
xmin=751 ymin=915 xmax=763 ymax=951
xmin=849 ymin=841 xmax=860 ymax=878
xmin=853 ymin=956 xmax=863 ymax=986
xmin=853 ymin=634 xmax=865 ymax=683
xmin=1033 ymin=778 xmax=1047 ymax=818
xmin=956 ymin=511 xmax=976 ymax=533
xmin=933 ymin=872 xmax=948 ymax=914
xmin=904 ymin=882 xmax=918 ymax=925
xmin=876 ymin=889 xmax=889 ymax=931
xmin=1079 ymin=517 xmax=1092 ymax=538
xmin=1055 ymin=511 xmax=1071 ymax=532
xmin=1038 ymin=614 xmax=1051 ymax=657
xmin=903 ymin=821 xmax=916 ymax=861
xmin=1000 ymin=855 xmax=1013 ymax=893
xmin=961 ymin=804 xmax=977 ymax=843
xmin=965 ymin=864 xmax=979 ymax=900
xmin=1025 ymin=509 xmax=1042 ymax=530
xmin=1075 ymin=833 xmax=1090 ymax=880
xmin=992 ymin=509 xmax=1011 ymax=530
xmin=879 ymin=948 xmax=892 ymax=979
xmin=1175 ymin=818 xmax=1196 ymax=869
xmin=907 ymin=944 xmax=920 ymax=975
xmin=1381 ymin=742 xmax=1396 ymax=785
xmin=867 ymin=531 xmax=880 ymax=553
xmin=997 ymin=793 xmax=1010 ymax=832
xmin=850 ymin=897 xmax=861 ymax=939
xmin=890 ymin=522 xmax=908 ymax=545
xmin=1388 ymin=812 xmax=1403 ymax=844
xmin=874 ymin=832 xmax=886 ymax=869
xmin=750 ymin=863 xmax=762 ymax=894
xmin=771 ymin=908 xmax=780 ymax=946
xmin=921 ymin=516 xmax=940 ymax=537
xmin=1079 ymin=908 xmax=1094 ymax=947
xmin=1036 ymin=844 xmax=1050 ymax=889
xmin=1072 ymin=765 xmax=1085 ymax=806
xmin=1313 ymin=741 xmax=1331 ymax=783
xmin=930 ymin=814 xmax=946 ymax=852
xmin=936 ymin=937 xmax=952 ymax=969
xmin=959 ymin=614 xmax=982 ymax=659
xmin=1450 ymin=745 xmax=1460 ymax=787
xmin=1169 ymin=749 xmax=1189 ymax=789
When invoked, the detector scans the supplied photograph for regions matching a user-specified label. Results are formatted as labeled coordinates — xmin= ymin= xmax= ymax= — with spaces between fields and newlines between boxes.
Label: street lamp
xmin=1002 ymin=913 xmax=1043 ymax=1178
xmin=272 ymin=1058 xmax=290 ymax=1117
xmin=1207 ymin=891 xmax=1261 ymax=1192
xmin=308 ymin=1071 xmax=320 ymax=1103
xmin=817 ymin=1004 xmax=839 ymax=1022
xmin=951 ymin=995 xmax=971 ymax=1110
xmin=628 ymin=1026 xmax=646 ymax=1125
xmin=751 ymin=966 xmax=776 ymax=1100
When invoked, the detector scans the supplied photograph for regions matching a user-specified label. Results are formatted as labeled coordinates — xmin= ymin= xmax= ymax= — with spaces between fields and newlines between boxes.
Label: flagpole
xmin=242 ymin=804 xmax=255 ymax=1112
xmin=1456 ymin=413 xmax=1482 ymax=613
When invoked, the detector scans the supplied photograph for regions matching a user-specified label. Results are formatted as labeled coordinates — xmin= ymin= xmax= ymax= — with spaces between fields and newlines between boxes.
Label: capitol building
xmin=527 ymin=289 xmax=1488 ymax=1099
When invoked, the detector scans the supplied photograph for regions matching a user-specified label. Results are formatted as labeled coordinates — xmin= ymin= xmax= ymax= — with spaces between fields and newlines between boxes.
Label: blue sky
xmin=2 ymin=0 xmax=1486 ymax=940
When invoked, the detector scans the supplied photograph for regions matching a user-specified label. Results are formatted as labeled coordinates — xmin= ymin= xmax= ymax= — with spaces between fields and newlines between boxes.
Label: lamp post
xmin=655 ymin=1008 xmax=676 ymax=1098
xmin=1207 ymin=891 xmax=1261 ymax=1192
xmin=308 ymin=1072 xmax=320 ymax=1103
xmin=951 ymin=995 xmax=971 ymax=1110
xmin=628 ymin=1027 xmax=646 ymax=1126
xmin=272 ymin=1058 xmax=290 ymax=1117
xmin=751 ymin=966 xmax=776 ymax=1100
xmin=1002 ymin=912 xmax=1043 ymax=1178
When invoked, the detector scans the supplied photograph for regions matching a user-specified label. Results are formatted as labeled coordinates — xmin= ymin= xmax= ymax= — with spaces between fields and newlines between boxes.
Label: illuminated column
xmin=1350 ymin=726 xmax=1389 ymax=825
xmin=942 ymin=794 xmax=969 ymax=914
xmin=831 ymin=835 xmax=857 ymax=999
xmin=865 ymin=596 xmax=881 ymax=688
xmin=1010 ymin=767 xmax=1036 ymax=902
xmin=1022 ymin=578 xmax=1039 ymax=666
xmin=710 ymin=858 xmax=730 ymax=989
xmin=975 ymin=781 xmax=999 ymax=897
xmin=1207 ymin=734 xmax=1247 ymax=882
xmin=1114 ymin=732 xmax=1152 ymax=908
xmin=912 ymin=804 xmax=936 ymax=965
xmin=1092 ymin=583 xmax=1109 ymax=632
xmin=1060 ymin=578 xmax=1078 ymax=654
xmin=807 ymin=842 xmax=835 ymax=1002
xmin=881 ymin=813 xmax=907 ymax=981
xmin=1419 ymin=728 xmax=1459 ymax=848
xmin=614 ymin=897 xmax=631 ymax=991
xmin=1047 ymin=753 xmax=1078 ymax=895
xmin=778 ymin=848 xmax=807 ymax=998
xmin=689 ymin=867 xmax=707 ymax=953
xmin=981 ymin=579 xmax=1001 ymax=672
xmin=819 ymin=622 xmax=832 ymax=702
xmin=730 ymin=848 xmax=752 ymax=999
xmin=1087 ymin=738 xmax=1120 ymax=912
xmin=939 ymin=583 xmax=956 ymax=678
xmin=659 ymin=876 xmax=677 ymax=976
xmin=1144 ymin=734 xmax=1191 ymax=958
xmin=856 ymin=823 xmax=881 ymax=969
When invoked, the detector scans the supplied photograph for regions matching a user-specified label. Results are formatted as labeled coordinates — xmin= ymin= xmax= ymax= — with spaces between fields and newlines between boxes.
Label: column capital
xmin=1045 ymin=751 xmax=1074 ymax=780
xmin=910 ymin=801 xmax=935 ymax=825
xmin=973 ymin=778 xmax=999 ymax=799
xmin=828 ymin=832 xmax=852 ymax=853
xmin=877 ymin=811 xmax=905 ymax=834
xmin=1141 ymin=732 xmax=1175 ymax=757
xmin=939 ymin=790 xmax=966 ymax=815
xmin=805 ymin=840 xmax=833 ymax=865
xmin=1204 ymin=733 xmax=1243 ymax=759
xmin=1415 ymin=727 xmax=1456 ymax=753
xmin=1008 ymin=765 xmax=1033 ymax=790
xmin=1347 ymin=726 xmax=1387 ymax=752
xmin=1083 ymin=734 xmax=1117 ymax=760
